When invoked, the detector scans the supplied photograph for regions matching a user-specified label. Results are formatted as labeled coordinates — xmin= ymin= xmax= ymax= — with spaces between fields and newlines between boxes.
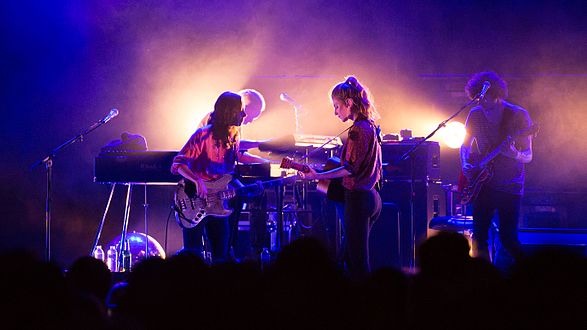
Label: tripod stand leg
xmin=118 ymin=184 xmax=133 ymax=270
xmin=90 ymin=183 xmax=117 ymax=256
xmin=143 ymin=185 xmax=149 ymax=259
xmin=45 ymin=160 xmax=53 ymax=262
xmin=275 ymin=185 xmax=284 ymax=251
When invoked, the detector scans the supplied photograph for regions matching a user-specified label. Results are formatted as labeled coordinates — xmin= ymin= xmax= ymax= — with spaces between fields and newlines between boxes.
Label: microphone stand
xmin=399 ymin=96 xmax=479 ymax=270
xmin=31 ymin=117 xmax=114 ymax=262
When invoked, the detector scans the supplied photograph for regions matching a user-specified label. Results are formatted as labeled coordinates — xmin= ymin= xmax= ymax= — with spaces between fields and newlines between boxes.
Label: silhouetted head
xmin=418 ymin=231 xmax=471 ymax=275
xmin=67 ymin=256 xmax=112 ymax=302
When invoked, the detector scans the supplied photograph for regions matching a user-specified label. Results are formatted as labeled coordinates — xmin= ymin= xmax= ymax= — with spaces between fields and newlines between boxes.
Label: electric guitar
xmin=460 ymin=124 xmax=539 ymax=204
xmin=174 ymin=174 xmax=298 ymax=229
xmin=280 ymin=157 xmax=345 ymax=203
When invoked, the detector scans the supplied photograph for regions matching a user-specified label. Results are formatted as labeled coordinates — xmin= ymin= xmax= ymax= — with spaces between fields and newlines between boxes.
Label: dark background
xmin=1 ymin=0 xmax=585 ymax=267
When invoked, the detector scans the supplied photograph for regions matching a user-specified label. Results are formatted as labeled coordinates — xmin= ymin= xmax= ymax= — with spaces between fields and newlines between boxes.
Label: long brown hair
xmin=331 ymin=76 xmax=378 ymax=121
xmin=209 ymin=91 xmax=243 ymax=148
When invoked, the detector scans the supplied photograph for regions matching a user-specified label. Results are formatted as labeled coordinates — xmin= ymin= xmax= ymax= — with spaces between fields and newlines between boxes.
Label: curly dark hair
xmin=465 ymin=71 xmax=508 ymax=101
xmin=209 ymin=91 xmax=243 ymax=147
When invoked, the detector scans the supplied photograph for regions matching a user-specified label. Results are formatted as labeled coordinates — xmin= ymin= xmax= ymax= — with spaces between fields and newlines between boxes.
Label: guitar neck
xmin=479 ymin=147 xmax=501 ymax=168
xmin=287 ymin=163 xmax=309 ymax=172
xmin=280 ymin=157 xmax=311 ymax=172
xmin=478 ymin=124 xmax=539 ymax=168
xmin=236 ymin=175 xmax=299 ymax=196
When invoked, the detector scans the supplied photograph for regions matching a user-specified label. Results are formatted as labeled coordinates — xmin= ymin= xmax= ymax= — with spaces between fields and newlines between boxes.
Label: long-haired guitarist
xmin=171 ymin=91 xmax=269 ymax=263
xmin=461 ymin=72 xmax=534 ymax=266
xmin=298 ymin=76 xmax=382 ymax=279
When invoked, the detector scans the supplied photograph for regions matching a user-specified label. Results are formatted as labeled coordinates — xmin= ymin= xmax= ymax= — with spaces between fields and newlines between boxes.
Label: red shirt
xmin=170 ymin=125 xmax=240 ymax=181
xmin=341 ymin=119 xmax=382 ymax=191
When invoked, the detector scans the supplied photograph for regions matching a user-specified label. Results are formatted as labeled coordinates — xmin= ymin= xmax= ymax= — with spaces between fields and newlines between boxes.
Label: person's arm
xmin=238 ymin=139 xmax=262 ymax=151
xmin=461 ymin=113 xmax=475 ymax=180
xmin=298 ymin=166 xmax=351 ymax=180
xmin=517 ymin=137 xmax=533 ymax=163
xmin=170 ymin=130 xmax=207 ymax=198
xmin=237 ymin=151 xmax=272 ymax=164
xmin=500 ymin=136 xmax=532 ymax=163
xmin=176 ymin=164 xmax=207 ymax=198
xmin=500 ymin=110 xmax=533 ymax=164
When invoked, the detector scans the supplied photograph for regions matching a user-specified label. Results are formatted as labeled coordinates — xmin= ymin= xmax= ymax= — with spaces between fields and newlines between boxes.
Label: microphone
xmin=279 ymin=93 xmax=302 ymax=109
xmin=478 ymin=81 xmax=491 ymax=100
xmin=102 ymin=108 xmax=119 ymax=123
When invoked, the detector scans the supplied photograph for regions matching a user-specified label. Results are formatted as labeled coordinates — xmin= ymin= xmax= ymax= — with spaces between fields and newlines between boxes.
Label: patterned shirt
xmin=341 ymin=119 xmax=382 ymax=191
xmin=170 ymin=125 xmax=240 ymax=181
xmin=464 ymin=101 xmax=532 ymax=195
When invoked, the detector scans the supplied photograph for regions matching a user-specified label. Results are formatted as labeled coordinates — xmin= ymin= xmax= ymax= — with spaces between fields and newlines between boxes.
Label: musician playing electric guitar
xmin=171 ymin=91 xmax=270 ymax=264
xmin=461 ymin=72 xmax=533 ymax=267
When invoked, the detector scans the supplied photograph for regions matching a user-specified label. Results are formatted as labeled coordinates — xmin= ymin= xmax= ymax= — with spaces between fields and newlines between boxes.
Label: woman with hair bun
xmin=299 ymin=76 xmax=382 ymax=279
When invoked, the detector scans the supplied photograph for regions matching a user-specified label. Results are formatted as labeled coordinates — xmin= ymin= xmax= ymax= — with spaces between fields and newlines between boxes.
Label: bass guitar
xmin=174 ymin=174 xmax=298 ymax=229
xmin=460 ymin=124 xmax=539 ymax=204
xmin=280 ymin=157 xmax=345 ymax=203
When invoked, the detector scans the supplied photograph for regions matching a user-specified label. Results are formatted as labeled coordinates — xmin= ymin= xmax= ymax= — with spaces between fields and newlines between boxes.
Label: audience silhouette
xmin=1 ymin=233 xmax=584 ymax=329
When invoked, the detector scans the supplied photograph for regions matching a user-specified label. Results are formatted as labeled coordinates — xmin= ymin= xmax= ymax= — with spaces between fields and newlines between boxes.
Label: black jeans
xmin=343 ymin=188 xmax=382 ymax=279
xmin=472 ymin=186 xmax=522 ymax=263
xmin=182 ymin=216 xmax=229 ymax=264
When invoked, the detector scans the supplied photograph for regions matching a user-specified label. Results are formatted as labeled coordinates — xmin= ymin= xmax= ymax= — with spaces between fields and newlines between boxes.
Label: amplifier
xmin=381 ymin=141 xmax=440 ymax=181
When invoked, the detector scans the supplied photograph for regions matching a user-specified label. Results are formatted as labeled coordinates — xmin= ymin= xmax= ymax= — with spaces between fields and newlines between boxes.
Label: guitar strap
xmin=362 ymin=118 xmax=384 ymax=192
xmin=372 ymin=120 xmax=383 ymax=192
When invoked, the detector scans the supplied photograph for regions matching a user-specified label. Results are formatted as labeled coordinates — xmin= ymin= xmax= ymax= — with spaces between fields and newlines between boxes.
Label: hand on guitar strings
xmin=194 ymin=177 xmax=207 ymax=199
xmin=298 ymin=167 xmax=319 ymax=180
xmin=499 ymin=136 xmax=521 ymax=160
xmin=462 ymin=162 xmax=475 ymax=182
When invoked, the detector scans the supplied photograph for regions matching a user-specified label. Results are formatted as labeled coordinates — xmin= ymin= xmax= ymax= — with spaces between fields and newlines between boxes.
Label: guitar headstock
xmin=280 ymin=157 xmax=310 ymax=173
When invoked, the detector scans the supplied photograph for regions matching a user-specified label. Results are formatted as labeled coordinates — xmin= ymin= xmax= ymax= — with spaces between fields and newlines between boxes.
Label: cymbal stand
xmin=90 ymin=183 xmax=117 ymax=256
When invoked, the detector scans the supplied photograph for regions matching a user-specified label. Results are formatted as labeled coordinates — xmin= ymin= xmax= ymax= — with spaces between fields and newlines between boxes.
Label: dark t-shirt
xmin=464 ymin=101 xmax=532 ymax=195
xmin=341 ymin=119 xmax=382 ymax=191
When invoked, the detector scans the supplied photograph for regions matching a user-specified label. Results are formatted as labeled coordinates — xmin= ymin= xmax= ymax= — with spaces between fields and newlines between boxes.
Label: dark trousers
xmin=182 ymin=216 xmax=229 ymax=264
xmin=472 ymin=186 xmax=522 ymax=263
xmin=343 ymin=188 xmax=382 ymax=279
